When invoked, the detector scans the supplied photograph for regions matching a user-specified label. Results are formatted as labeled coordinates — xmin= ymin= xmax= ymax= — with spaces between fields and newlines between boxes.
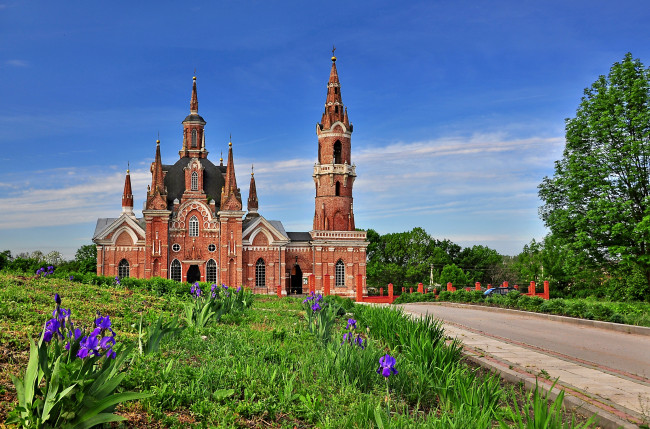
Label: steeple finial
xmin=190 ymin=74 xmax=198 ymax=113
xmin=251 ymin=164 xmax=254 ymax=177
xmin=247 ymin=163 xmax=259 ymax=215
xmin=220 ymin=150 xmax=223 ymax=166
xmin=331 ymin=45 xmax=336 ymax=62
xmin=122 ymin=162 xmax=134 ymax=214
xmin=220 ymin=136 xmax=242 ymax=211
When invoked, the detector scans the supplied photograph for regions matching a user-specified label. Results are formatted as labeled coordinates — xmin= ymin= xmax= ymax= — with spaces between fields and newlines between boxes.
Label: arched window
xmin=189 ymin=215 xmax=199 ymax=237
xmin=206 ymin=259 xmax=217 ymax=283
xmin=170 ymin=259 xmax=181 ymax=282
xmin=118 ymin=259 xmax=129 ymax=279
xmin=191 ymin=171 xmax=198 ymax=191
xmin=255 ymin=258 xmax=265 ymax=287
xmin=335 ymin=181 xmax=341 ymax=196
xmin=191 ymin=129 xmax=197 ymax=148
xmin=334 ymin=140 xmax=342 ymax=164
xmin=335 ymin=259 xmax=345 ymax=287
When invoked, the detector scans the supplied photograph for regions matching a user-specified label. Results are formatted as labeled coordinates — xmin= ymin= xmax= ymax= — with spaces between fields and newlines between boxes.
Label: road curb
xmin=460 ymin=350 xmax=642 ymax=429
xmin=407 ymin=302 xmax=650 ymax=337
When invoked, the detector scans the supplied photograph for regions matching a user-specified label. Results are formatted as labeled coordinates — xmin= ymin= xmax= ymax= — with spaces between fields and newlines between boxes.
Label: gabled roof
xmin=242 ymin=216 xmax=289 ymax=245
xmin=92 ymin=214 xmax=146 ymax=242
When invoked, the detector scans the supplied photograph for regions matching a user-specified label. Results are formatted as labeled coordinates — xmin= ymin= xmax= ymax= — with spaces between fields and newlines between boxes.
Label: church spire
xmin=180 ymin=75 xmax=207 ymax=159
xmin=121 ymin=164 xmax=134 ymax=215
xmin=220 ymin=138 xmax=242 ymax=211
xmin=151 ymin=140 xmax=164 ymax=195
xmin=321 ymin=46 xmax=346 ymax=129
xmin=247 ymin=164 xmax=259 ymax=216
xmin=190 ymin=75 xmax=198 ymax=114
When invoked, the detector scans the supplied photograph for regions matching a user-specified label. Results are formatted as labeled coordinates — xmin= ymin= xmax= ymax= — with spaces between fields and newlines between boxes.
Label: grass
xmin=0 ymin=273 xmax=597 ymax=428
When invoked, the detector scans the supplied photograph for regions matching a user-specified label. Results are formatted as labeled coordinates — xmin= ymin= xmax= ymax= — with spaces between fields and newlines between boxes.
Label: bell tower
xmin=313 ymin=49 xmax=356 ymax=231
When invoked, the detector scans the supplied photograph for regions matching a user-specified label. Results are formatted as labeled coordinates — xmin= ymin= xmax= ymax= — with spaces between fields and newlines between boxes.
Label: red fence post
xmin=544 ymin=281 xmax=550 ymax=300
xmin=417 ymin=282 xmax=423 ymax=293
xmin=503 ymin=281 xmax=509 ymax=289
xmin=380 ymin=287 xmax=384 ymax=296
xmin=447 ymin=282 xmax=453 ymax=292
xmin=356 ymin=274 xmax=363 ymax=302
xmin=309 ymin=274 xmax=315 ymax=295
xmin=276 ymin=284 xmax=282 ymax=298
xmin=409 ymin=287 xmax=413 ymax=294
xmin=475 ymin=282 xmax=481 ymax=291
xmin=514 ymin=285 xmax=519 ymax=290
xmin=324 ymin=274 xmax=330 ymax=296
xmin=388 ymin=283 xmax=394 ymax=302
xmin=402 ymin=287 xmax=405 ymax=294
xmin=528 ymin=281 xmax=535 ymax=296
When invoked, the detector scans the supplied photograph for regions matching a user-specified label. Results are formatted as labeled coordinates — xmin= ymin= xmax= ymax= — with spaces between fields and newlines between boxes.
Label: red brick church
xmin=93 ymin=54 xmax=368 ymax=296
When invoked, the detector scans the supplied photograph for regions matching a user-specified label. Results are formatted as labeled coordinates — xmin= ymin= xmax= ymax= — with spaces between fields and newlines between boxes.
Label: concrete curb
xmin=460 ymin=351 xmax=641 ymax=429
xmin=407 ymin=302 xmax=650 ymax=337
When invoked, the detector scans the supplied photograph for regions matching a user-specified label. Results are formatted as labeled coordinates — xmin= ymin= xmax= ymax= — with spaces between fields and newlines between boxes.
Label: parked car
xmin=483 ymin=287 xmax=516 ymax=296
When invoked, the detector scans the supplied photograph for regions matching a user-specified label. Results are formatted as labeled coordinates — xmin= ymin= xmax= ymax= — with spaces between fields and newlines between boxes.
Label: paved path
xmin=399 ymin=303 xmax=650 ymax=429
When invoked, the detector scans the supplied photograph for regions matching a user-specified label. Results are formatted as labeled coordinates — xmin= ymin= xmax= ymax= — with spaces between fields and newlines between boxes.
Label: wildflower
xmin=211 ymin=284 xmax=217 ymax=292
xmin=377 ymin=354 xmax=398 ymax=378
xmin=311 ymin=302 xmax=321 ymax=312
xmin=77 ymin=333 xmax=100 ymax=359
xmin=303 ymin=295 xmax=314 ymax=303
xmin=95 ymin=314 xmax=112 ymax=331
xmin=55 ymin=293 xmax=61 ymax=306
xmin=346 ymin=318 xmax=357 ymax=330
xmin=236 ymin=286 xmax=241 ymax=293
xmin=354 ymin=334 xmax=365 ymax=349
xmin=69 ymin=275 xmax=74 ymax=281
xmin=342 ymin=332 xmax=351 ymax=344
xmin=114 ymin=276 xmax=120 ymax=285
xmin=43 ymin=318 xmax=61 ymax=343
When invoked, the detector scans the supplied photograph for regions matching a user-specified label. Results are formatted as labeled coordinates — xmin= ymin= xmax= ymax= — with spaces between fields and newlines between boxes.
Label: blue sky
xmin=1 ymin=1 xmax=650 ymax=259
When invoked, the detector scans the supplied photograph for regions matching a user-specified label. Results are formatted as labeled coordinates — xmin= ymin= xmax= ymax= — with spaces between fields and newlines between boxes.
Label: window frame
xmin=189 ymin=215 xmax=199 ymax=237
xmin=335 ymin=259 xmax=345 ymax=287
xmin=170 ymin=259 xmax=181 ymax=282
xmin=255 ymin=258 xmax=266 ymax=288
xmin=118 ymin=259 xmax=130 ymax=279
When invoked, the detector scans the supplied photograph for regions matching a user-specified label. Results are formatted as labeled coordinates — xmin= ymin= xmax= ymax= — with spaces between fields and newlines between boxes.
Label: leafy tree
xmin=457 ymin=245 xmax=502 ymax=284
xmin=75 ymin=244 xmax=97 ymax=274
xmin=439 ymin=264 xmax=468 ymax=287
xmin=0 ymin=250 xmax=11 ymax=270
xmin=539 ymin=53 xmax=650 ymax=290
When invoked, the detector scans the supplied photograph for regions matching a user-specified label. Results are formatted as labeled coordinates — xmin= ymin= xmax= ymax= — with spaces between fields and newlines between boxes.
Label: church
xmin=92 ymin=54 xmax=368 ymax=296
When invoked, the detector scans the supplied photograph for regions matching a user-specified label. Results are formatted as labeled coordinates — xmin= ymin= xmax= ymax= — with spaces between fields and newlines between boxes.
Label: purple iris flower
xmin=77 ymin=334 xmax=100 ymax=359
xmin=342 ymin=332 xmax=351 ymax=344
xmin=69 ymin=275 xmax=74 ymax=281
xmin=55 ymin=293 xmax=61 ymax=305
xmin=377 ymin=354 xmax=398 ymax=378
xmin=211 ymin=284 xmax=217 ymax=292
xmin=43 ymin=318 xmax=60 ymax=342
xmin=303 ymin=296 xmax=314 ymax=303
xmin=64 ymin=328 xmax=82 ymax=350
xmin=347 ymin=319 xmax=357 ymax=330
xmin=354 ymin=334 xmax=365 ymax=349
xmin=311 ymin=302 xmax=321 ymax=312
xmin=95 ymin=314 xmax=112 ymax=330
xmin=100 ymin=335 xmax=116 ymax=349
xmin=106 ymin=348 xmax=116 ymax=359
xmin=236 ymin=286 xmax=241 ymax=293
xmin=222 ymin=284 xmax=228 ymax=290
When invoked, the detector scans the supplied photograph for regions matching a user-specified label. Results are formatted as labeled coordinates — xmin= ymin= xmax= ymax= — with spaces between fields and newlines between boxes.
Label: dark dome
xmin=182 ymin=113 xmax=206 ymax=124
xmin=163 ymin=157 xmax=225 ymax=210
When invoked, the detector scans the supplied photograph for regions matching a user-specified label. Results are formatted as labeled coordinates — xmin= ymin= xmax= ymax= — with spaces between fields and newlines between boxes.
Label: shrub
xmin=564 ymin=301 xmax=587 ymax=318
xmin=608 ymin=313 xmax=626 ymax=324
xmin=590 ymin=303 xmax=614 ymax=321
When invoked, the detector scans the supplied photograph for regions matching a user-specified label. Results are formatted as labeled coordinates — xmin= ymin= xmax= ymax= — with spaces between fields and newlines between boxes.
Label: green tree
xmin=75 ymin=244 xmax=97 ymax=274
xmin=539 ymin=53 xmax=650 ymax=290
xmin=439 ymin=264 xmax=468 ymax=287
xmin=457 ymin=245 xmax=502 ymax=284
xmin=0 ymin=250 xmax=11 ymax=270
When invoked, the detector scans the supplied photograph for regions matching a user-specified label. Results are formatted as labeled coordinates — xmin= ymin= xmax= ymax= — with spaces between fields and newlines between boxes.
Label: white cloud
xmin=5 ymin=59 xmax=28 ymax=67
xmin=0 ymin=130 xmax=559 ymax=255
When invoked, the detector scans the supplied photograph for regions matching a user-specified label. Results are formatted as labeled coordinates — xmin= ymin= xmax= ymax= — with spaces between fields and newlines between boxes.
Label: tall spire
xmin=151 ymin=140 xmax=164 ymax=194
xmin=247 ymin=164 xmax=259 ymax=216
xmin=121 ymin=165 xmax=134 ymax=215
xmin=190 ymin=75 xmax=198 ymax=114
xmin=220 ymin=138 xmax=242 ymax=211
xmin=180 ymin=75 xmax=207 ymax=159
xmin=321 ymin=48 xmax=346 ymax=129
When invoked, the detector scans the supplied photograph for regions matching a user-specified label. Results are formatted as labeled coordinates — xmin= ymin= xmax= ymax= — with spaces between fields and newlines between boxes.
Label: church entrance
xmin=290 ymin=264 xmax=303 ymax=295
xmin=186 ymin=265 xmax=200 ymax=283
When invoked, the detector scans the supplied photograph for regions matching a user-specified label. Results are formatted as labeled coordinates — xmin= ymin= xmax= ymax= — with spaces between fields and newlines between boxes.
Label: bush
xmin=539 ymin=299 xmax=565 ymax=314
xmin=564 ymin=301 xmax=587 ymax=317
xmin=590 ymin=303 xmax=614 ymax=321
xmin=608 ymin=313 xmax=626 ymax=324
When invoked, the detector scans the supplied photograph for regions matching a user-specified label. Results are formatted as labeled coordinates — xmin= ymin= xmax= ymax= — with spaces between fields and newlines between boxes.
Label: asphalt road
xmin=399 ymin=303 xmax=650 ymax=379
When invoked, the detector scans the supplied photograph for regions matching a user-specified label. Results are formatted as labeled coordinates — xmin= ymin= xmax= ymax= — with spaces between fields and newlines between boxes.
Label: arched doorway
xmin=187 ymin=265 xmax=200 ymax=283
xmin=290 ymin=263 xmax=303 ymax=294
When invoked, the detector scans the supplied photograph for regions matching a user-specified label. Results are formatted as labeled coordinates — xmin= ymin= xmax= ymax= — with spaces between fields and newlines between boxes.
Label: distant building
xmin=92 ymin=54 xmax=368 ymax=296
